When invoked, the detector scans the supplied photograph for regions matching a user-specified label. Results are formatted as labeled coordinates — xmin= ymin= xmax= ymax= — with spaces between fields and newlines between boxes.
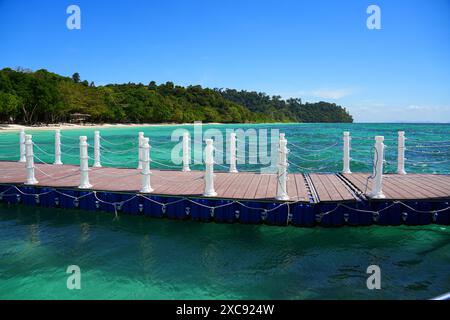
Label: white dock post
xmin=78 ymin=136 xmax=92 ymax=189
xmin=397 ymin=131 xmax=406 ymax=175
xmin=342 ymin=131 xmax=351 ymax=174
xmin=276 ymin=133 xmax=289 ymax=201
xmin=54 ymin=129 xmax=63 ymax=165
xmin=203 ymin=139 xmax=217 ymax=197
xmin=93 ymin=130 xmax=102 ymax=168
xmin=229 ymin=132 xmax=238 ymax=173
xmin=137 ymin=132 xmax=144 ymax=170
xmin=24 ymin=134 xmax=38 ymax=185
xmin=182 ymin=132 xmax=191 ymax=172
xmin=140 ymin=137 xmax=153 ymax=193
xmin=19 ymin=128 xmax=26 ymax=163
xmin=368 ymin=136 xmax=385 ymax=199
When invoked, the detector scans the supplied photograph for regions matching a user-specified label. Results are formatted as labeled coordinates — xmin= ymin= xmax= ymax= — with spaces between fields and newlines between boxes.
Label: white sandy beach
xmin=0 ymin=122 xmax=223 ymax=132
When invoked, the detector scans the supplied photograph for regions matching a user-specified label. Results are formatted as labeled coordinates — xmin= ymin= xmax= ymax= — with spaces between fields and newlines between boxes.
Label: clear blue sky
xmin=1 ymin=0 xmax=449 ymax=122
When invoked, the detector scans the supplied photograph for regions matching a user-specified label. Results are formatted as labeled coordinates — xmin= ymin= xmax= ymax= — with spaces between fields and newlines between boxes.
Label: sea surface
xmin=0 ymin=122 xmax=449 ymax=174
xmin=0 ymin=123 xmax=449 ymax=299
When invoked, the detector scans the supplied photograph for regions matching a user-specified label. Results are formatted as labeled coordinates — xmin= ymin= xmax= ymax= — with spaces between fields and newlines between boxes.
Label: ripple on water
xmin=0 ymin=203 xmax=449 ymax=299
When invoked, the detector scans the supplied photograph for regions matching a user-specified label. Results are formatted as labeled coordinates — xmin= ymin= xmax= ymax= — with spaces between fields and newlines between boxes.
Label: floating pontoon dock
xmin=1 ymin=161 xmax=449 ymax=226
xmin=0 ymin=129 xmax=449 ymax=226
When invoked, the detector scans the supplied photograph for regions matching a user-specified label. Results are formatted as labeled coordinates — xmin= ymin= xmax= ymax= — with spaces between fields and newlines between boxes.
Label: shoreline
xmin=1 ymin=122 xmax=445 ymax=132
xmin=0 ymin=122 xmax=224 ymax=132
xmin=0 ymin=121 xmax=302 ymax=132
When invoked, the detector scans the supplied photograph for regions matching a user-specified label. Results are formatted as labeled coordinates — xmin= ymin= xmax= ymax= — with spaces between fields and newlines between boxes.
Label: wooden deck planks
xmin=308 ymin=174 xmax=332 ymax=201
xmin=265 ymin=174 xmax=278 ymax=198
xmin=287 ymin=173 xmax=298 ymax=200
xmin=322 ymin=174 xmax=356 ymax=201
xmin=293 ymin=174 xmax=311 ymax=202
xmin=1 ymin=161 xmax=449 ymax=202
xmin=343 ymin=173 xmax=450 ymax=200
xmin=308 ymin=173 xmax=359 ymax=202
xmin=253 ymin=174 xmax=271 ymax=199
xmin=221 ymin=172 xmax=254 ymax=198
xmin=242 ymin=174 xmax=262 ymax=199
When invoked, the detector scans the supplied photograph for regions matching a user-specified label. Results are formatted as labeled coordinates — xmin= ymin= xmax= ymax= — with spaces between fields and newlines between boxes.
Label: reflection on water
xmin=27 ymin=224 xmax=40 ymax=246
xmin=0 ymin=204 xmax=449 ymax=299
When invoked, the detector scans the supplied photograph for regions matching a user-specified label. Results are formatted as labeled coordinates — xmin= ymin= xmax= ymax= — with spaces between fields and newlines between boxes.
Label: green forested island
xmin=0 ymin=68 xmax=353 ymax=124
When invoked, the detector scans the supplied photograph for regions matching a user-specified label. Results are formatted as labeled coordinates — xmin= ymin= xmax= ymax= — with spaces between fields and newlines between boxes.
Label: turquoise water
xmin=0 ymin=204 xmax=449 ymax=299
xmin=0 ymin=123 xmax=449 ymax=299
xmin=0 ymin=123 xmax=449 ymax=173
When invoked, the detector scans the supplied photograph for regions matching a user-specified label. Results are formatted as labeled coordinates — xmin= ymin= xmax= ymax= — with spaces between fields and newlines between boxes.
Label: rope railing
xmin=406 ymin=148 xmax=450 ymax=155
xmin=60 ymin=143 xmax=79 ymax=150
xmin=150 ymin=158 xmax=183 ymax=169
xmin=98 ymin=155 xmax=137 ymax=166
xmin=33 ymin=154 xmax=56 ymax=166
xmin=1 ymin=183 xmax=449 ymax=225
xmin=405 ymin=158 xmax=450 ymax=164
xmin=99 ymin=145 xmax=138 ymax=154
xmin=0 ymin=142 xmax=18 ymax=147
xmin=0 ymin=154 xmax=19 ymax=158
xmin=408 ymin=144 xmax=450 ymax=149
xmin=406 ymin=138 xmax=450 ymax=143
xmin=60 ymin=134 xmax=80 ymax=141
xmin=288 ymin=140 xmax=340 ymax=153
xmin=1 ymin=129 xmax=449 ymax=202
xmin=287 ymin=161 xmax=331 ymax=172
xmin=100 ymin=136 xmax=136 ymax=146
xmin=288 ymin=152 xmax=334 ymax=163
xmin=32 ymin=142 xmax=55 ymax=156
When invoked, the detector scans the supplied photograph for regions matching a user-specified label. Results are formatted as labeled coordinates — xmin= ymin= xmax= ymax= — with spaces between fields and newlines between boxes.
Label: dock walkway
xmin=1 ymin=161 xmax=450 ymax=203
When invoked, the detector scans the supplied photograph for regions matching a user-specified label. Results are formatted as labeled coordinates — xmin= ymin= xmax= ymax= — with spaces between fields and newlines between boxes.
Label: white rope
xmin=214 ymin=163 xmax=232 ymax=170
xmin=405 ymin=158 xmax=450 ymax=164
xmin=406 ymin=148 xmax=450 ymax=155
xmin=407 ymin=138 xmax=450 ymax=143
xmin=34 ymin=165 xmax=79 ymax=179
xmin=99 ymin=146 xmax=138 ymax=154
xmin=0 ymin=142 xmax=18 ymax=147
xmin=288 ymin=141 xmax=340 ymax=153
xmin=0 ymin=154 xmax=19 ymax=159
xmin=60 ymin=151 xmax=79 ymax=158
xmin=408 ymin=144 xmax=450 ymax=149
xmin=139 ymin=194 xmax=186 ymax=207
xmin=60 ymin=143 xmax=79 ymax=151
xmin=0 ymin=185 xmax=54 ymax=197
xmin=99 ymin=155 xmax=137 ymax=166
xmin=33 ymin=154 xmax=56 ymax=166
xmin=60 ymin=134 xmax=80 ymax=141
xmin=32 ymin=143 xmax=54 ymax=156
xmin=213 ymin=162 xmax=263 ymax=172
xmin=149 ymin=139 xmax=177 ymax=146
xmin=100 ymin=136 xmax=136 ymax=146
xmin=350 ymin=137 xmax=375 ymax=140
xmin=34 ymin=165 xmax=54 ymax=178
xmin=150 ymin=159 xmax=183 ymax=169
xmin=2 ymin=183 xmax=450 ymax=220
xmin=350 ymin=158 xmax=372 ymax=165
xmin=55 ymin=189 xmax=93 ymax=200
xmin=289 ymin=152 xmax=333 ymax=163
xmin=287 ymin=161 xmax=331 ymax=172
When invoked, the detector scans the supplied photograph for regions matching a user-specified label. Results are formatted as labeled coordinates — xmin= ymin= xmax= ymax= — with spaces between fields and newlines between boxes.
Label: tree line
xmin=0 ymin=67 xmax=353 ymax=125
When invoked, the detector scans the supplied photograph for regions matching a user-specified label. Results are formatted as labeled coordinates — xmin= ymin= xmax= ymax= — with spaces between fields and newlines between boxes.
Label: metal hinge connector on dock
xmin=336 ymin=173 xmax=367 ymax=201
xmin=303 ymin=173 xmax=319 ymax=204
